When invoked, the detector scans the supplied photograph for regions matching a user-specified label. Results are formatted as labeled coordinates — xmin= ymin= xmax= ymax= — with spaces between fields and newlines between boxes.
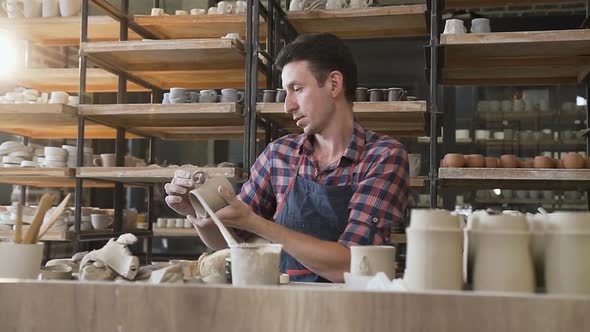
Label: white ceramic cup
xmin=470 ymin=18 xmax=491 ymax=33
xmin=49 ymin=91 xmax=69 ymax=104
xmin=207 ymin=6 xmax=219 ymax=14
xmin=0 ymin=242 xmax=44 ymax=279
xmin=150 ymin=7 xmax=164 ymax=16
xmin=216 ymin=1 xmax=233 ymax=14
xmin=23 ymin=0 xmax=42 ymax=18
xmin=2 ymin=0 xmax=23 ymax=18
xmin=223 ymin=32 xmax=241 ymax=40
xmin=190 ymin=8 xmax=205 ymax=15
xmin=235 ymin=0 xmax=246 ymax=14
xmin=230 ymin=243 xmax=283 ymax=286
xmin=58 ymin=0 xmax=80 ymax=17
xmin=90 ymin=214 xmax=112 ymax=230
xmin=42 ymin=0 xmax=58 ymax=17
xmin=443 ymin=19 xmax=466 ymax=34
xmin=93 ymin=153 xmax=116 ymax=167
xmin=175 ymin=9 xmax=188 ymax=15
xmin=198 ymin=89 xmax=218 ymax=103
xmin=220 ymin=88 xmax=244 ymax=103
xmin=456 ymin=129 xmax=470 ymax=140
xmin=350 ymin=245 xmax=396 ymax=279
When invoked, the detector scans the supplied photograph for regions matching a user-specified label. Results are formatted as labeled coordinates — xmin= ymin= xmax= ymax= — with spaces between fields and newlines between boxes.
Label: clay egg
xmin=562 ymin=153 xmax=584 ymax=169
xmin=533 ymin=156 xmax=555 ymax=168
xmin=444 ymin=154 xmax=465 ymax=168
xmin=499 ymin=155 xmax=519 ymax=168
xmin=484 ymin=157 xmax=498 ymax=168
xmin=465 ymin=154 xmax=485 ymax=167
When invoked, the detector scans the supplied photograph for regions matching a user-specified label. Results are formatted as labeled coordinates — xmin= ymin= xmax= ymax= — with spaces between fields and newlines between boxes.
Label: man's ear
xmin=328 ymin=70 xmax=344 ymax=98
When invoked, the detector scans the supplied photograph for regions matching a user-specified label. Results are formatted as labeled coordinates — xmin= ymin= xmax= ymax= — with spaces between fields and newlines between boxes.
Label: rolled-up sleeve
xmin=339 ymin=147 xmax=409 ymax=247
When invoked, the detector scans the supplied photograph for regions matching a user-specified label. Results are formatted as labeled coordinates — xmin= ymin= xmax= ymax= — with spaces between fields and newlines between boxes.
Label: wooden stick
xmin=14 ymin=203 xmax=22 ymax=244
xmin=199 ymin=197 xmax=238 ymax=246
xmin=37 ymin=193 xmax=72 ymax=241
xmin=23 ymin=193 xmax=56 ymax=244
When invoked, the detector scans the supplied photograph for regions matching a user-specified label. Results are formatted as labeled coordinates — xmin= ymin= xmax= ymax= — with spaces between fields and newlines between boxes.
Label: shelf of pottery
xmin=435 ymin=3 xmax=590 ymax=198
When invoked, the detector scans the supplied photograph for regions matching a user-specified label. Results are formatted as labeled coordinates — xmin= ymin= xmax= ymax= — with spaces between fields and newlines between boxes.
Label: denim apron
xmin=274 ymin=151 xmax=357 ymax=282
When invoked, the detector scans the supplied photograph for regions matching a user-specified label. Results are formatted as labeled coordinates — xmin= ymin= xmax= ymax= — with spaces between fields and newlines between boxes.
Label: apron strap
xmin=275 ymin=153 xmax=306 ymax=215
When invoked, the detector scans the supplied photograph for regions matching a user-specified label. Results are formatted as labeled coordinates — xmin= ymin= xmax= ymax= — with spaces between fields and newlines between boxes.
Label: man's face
xmin=281 ymin=60 xmax=336 ymax=135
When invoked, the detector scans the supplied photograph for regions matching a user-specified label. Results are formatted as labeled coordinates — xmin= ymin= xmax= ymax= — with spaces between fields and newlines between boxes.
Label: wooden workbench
xmin=0 ymin=280 xmax=588 ymax=331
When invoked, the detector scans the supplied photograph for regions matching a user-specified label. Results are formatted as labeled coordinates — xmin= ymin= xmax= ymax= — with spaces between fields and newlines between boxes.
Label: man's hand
xmin=164 ymin=169 xmax=197 ymax=216
xmin=204 ymin=185 xmax=257 ymax=232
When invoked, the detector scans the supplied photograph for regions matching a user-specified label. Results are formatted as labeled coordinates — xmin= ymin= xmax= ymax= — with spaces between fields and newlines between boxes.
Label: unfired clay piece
xmin=80 ymin=264 xmax=117 ymax=281
xmin=149 ymin=264 xmax=184 ymax=284
xmin=198 ymin=249 xmax=230 ymax=278
xmin=71 ymin=251 xmax=89 ymax=263
xmin=46 ymin=258 xmax=78 ymax=271
xmin=116 ymin=233 xmax=138 ymax=246
xmin=78 ymin=235 xmax=139 ymax=280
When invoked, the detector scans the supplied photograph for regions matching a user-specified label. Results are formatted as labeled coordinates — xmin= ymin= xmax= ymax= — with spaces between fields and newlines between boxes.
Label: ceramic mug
xmin=41 ymin=0 xmax=58 ymax=17
xmin=2 ymin=0 xmax=23 ymax=18
xmin=275 ymin=89 xmax=287 ymax=103
xmin=49 ymin=91 xmax=69 ymax=104
xmin=470 ymin=18 xmax=491 ymax=33
xmin=350 ymin=245 xmax=396 ymax=279
xmin=368 ymin=89 xmax=383 ymax=102
xmin=190 ymin=8 xmax=205 ymax=15
xmin=188 ymin=171 xmax=236 ymax=218
xmin=93 ymin=153 xmax=116 ymax=167
xmin=199 ymin=90 xmax=218 ymax=103
xmin=387 ymin=88 xmax=405 ymax=102
xmin=443 ymin=19 xmax=466 ymax=34
xmin=169 ymin=88 xmax=198 ymax=104
xmin=151 ymin=7 xmax=164 ymax=16
xmin=289 ymin=0 xmax=304 ymax=11
xmin=59 ymin=0 xmax=80 ymax=17
xmin=235 ymin=0 xmax=246 ymax=14
xmin=217 ymin=1 xmax=233 ymax=14
xmin=175 ymin=9 xmax=188 ymax=15
xmin=220 ymin=89 xmax=244 ymax=103
xmin=23 ymin=0 xmax=42 ymax=18
xmin=90 ymin=214 xmax=112 ymax=230
xmin=261 ymin=90 xmax=277 ymax=103
xmin=355 ymin=87 xmax=368 ymax=102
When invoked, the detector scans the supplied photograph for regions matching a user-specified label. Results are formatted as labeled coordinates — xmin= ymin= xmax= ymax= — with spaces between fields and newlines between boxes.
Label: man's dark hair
xmin=275 ymin=33 xmax=357 ymax=104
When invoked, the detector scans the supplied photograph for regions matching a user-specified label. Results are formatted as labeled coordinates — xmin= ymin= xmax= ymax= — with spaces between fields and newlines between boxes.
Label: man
xmin=164 ymin=33 xmax=409 ymax=283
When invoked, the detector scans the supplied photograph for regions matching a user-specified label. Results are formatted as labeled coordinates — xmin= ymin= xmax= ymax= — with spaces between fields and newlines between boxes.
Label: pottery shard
xmin=93 ymin=238 xmax=140 ymax=280
xmin=71 ymin=251 xmax=89 ymax=263
xmin=80 ymin=263 xmax=117 ymax=281
xmin=198 ymin=249 xmax=230 ymax=278
xmin=149 ymin=264 xmax=184 ymax=284
xmin=46 ymin=259 xmax=78 ymax=272
xmin=135 ymin=265 xmax=161 ymax=281
xmin=116 ymin=233 xmax=138 ymax=246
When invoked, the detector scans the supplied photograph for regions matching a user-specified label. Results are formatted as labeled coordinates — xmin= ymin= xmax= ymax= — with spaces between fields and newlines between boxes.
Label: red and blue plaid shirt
xmin=239 ymin=119 xmax=409 ymax=247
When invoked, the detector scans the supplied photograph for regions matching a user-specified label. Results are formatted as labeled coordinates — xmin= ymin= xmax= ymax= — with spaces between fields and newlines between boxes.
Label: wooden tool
xmin=199 ymin=197 xmax=238 ymax=246
xmin=37 ymin=193 xmax=72 ymax=241
xmin=14 ymin=203 xmax=22 ymax=244
xmin=23 ymin=193 xmax=56 ymax=244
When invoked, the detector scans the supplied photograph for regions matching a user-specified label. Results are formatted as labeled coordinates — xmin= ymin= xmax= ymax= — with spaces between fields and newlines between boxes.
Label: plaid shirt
xmin=239 ymin=119 xmax=409 ymax=247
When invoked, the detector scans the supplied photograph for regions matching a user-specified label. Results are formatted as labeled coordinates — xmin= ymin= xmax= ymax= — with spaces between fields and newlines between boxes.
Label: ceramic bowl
xmin=41 ymin=264 xmax=72 ymax=280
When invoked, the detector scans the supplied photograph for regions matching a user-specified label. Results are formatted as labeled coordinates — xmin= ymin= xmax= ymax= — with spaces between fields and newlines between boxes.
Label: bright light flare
xmin=0 ymin=35 xmax=18 ymax=75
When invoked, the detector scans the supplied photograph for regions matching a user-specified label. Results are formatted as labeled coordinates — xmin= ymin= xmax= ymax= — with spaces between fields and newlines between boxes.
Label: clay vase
xmin=533 ymin=156 xmax=555 ymax=168
xmin=404 ymin=228 xmax=464 ymax=291
xmin=484 ymin=157 xmax=498 ymax=168
xmin=465 ymin=154 xmax=485 ymax=168
xmin=563 ymin=153 xmax=584 ymax=169
xmin=444 ymin=153 xmax=465 ymax=168
xmin=545 ymin=231 xmax=590 ymax=294
xmin=472 ymin=229 xmax=535 ymax=293
xmin=499 ymin=155 xmax=519 ymax=168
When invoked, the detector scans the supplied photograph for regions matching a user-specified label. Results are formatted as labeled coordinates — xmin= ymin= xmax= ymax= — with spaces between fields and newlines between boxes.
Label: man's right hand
xmin=164 ymin=169 xmax=197 ymax=216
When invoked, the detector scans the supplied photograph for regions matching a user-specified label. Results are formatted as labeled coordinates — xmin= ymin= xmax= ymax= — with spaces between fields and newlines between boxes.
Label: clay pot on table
xmin=533 ymin=156 xmax=555 ymax=169
xmin=562 ymin=153 xmax=584 ymax=169
xmin=444 ymin=154 xmax=465 ymax=168
xmin=465 ymin=154 xmax=485 ymax=168
xmin=499 ymin=155 xmax=519 ymax=168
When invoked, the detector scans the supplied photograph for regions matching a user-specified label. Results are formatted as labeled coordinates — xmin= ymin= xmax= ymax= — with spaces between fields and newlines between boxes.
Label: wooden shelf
xmin=258 ymin=101 xmax=426 ymax=137
xmin=153 ymin=227 xmax=198 ymax=237
xmin=81 ymin=39 xmax=264 ymax=89
xmin=4 ymin=68 xmax=147 ymax=93
xmin=287 ymin=5 xmax=427 ymax=38
xmin=0 ymin=229 xmax=73 ymax=241
xmin=134 ymin=14 xmax=266 ymax=39
xmin=76 ymin=166 xmax=245 ymax=183
xmin=440 ymin=30 xmax=590 ymax=85
xmin=445 ymin=0 xmax=576 ymax=8
xmin=0 ymin=103 xmax=141 ymax=139
xmin=439 ymin=167 xmax=590 ymax=190
xmin=477 ymin=110 xmax=585 ymax=122
xmin=0 ymin=16 xmax=140 ymax=46
xmin=467 ymin=139 xmax=585 ymax=151
xmin=79 ymin=103 xmax=245 ymax=139
xmin=0 ymin=167 xmax=118 ymax=188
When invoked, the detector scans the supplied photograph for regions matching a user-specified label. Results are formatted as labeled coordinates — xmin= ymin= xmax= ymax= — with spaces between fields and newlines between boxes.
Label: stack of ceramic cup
xmin=43 ymin=147 xmax=67 ymax=168
xmin=0 ymin=141 xmax=35 ymax=168
xmin=61 ymin=145 xmax=93 ymax=167
xmin=542 ymin=212 xmax=590 ymax=294
xmin=467 ymin=211 xmax=535 ymax=293
xmin=155 ymin=217 xmax=192 ymax=229
xmin=43 ymin=206 xmax=72 ymax=232
xmin=404 ymin=209 xmax=464 ymax=291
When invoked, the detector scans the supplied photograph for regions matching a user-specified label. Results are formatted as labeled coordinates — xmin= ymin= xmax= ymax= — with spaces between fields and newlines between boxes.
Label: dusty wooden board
xmin=132 ymin=126 xmax=265 ymax=140
xmin=81 ymin=39 xmax=263 ymax=89
xmin=0 ymin=281 xmax=589 ymax=332
xmin=0 ymin=167 xmax=116 ymax=187
xmin=441 ymin=30 xmax=590 ymax=85
xmin=0 ymin=16 xmax=141 ymax=46
xmin=79 ymin=103 xmax=244 ymax=128
xmin=153 ymin=228 xmax=199 ymax=237
xmin=77 ymin=166 xmax=244 ymax=183
xmin=439 ymin=167 xmax=590 ymax=190
xmin=258 ymin=101 xmax=426 ymax=137
xmin=134 ymin=14 xmax=267 ymax=39
xmin=0 ymin=229 xmax=73 ymax=241
xmin=1 ymin=125 xmax=141 ymax=139
xmin=7 ymin=68 xmax=147 ymax=93
xmin=287 ymin=5 xmax=427 ymax=38
xmin=446 ymin=0 xmax=577 ymax=8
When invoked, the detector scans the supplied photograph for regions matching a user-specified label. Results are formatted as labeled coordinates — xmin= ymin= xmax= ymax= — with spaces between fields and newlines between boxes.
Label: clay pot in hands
xmin=465 ymin=154 xmax=485 ymax=168
xmin=484 ymin=157 xmax=498 ymax=168
xmin=533 ymin=156 xmax=555 ymax=169
xmin=499 ymin=155 xmax=519 ymax=168
xmin=444 ymin=154 xmax=465 ymax=168
xmin=562 ymin=153 xmax=584 ymax=169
